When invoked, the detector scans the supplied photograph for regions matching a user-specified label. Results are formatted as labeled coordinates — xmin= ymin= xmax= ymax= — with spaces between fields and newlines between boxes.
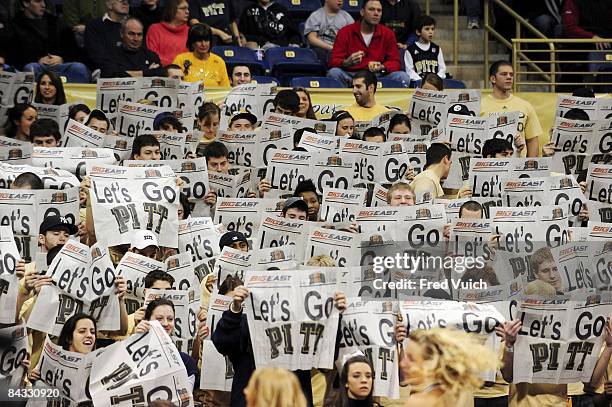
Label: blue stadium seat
xmin=290 ymin=77 xmax=343 ymax=88
xmin=377 ymin=78 xmax=408 ymax=89
xmin=212 ymin=46 xmax=265 ymax=75
xmin=342 ymin=0 xmax=361 ymax=17
xmin=265 ymin=47 xmax=325 ymax=86
xmin=252 ymin=76 xmax=279 ymax=85
xmin=277 ymin=0 xmax=322 ymax=21
xmin=443 ymin=79 xmax=467 ymax=89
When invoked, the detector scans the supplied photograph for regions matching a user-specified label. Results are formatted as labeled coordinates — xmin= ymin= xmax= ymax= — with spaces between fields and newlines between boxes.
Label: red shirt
xmin=328 ymin=21 xmax=401 ymax=72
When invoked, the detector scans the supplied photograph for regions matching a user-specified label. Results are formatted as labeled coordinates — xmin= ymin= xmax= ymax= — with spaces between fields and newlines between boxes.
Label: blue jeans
xmin=23 ymin=62 xmax=91 ymax=83
xmin=327 ymin=67 xmax=411 ymax=87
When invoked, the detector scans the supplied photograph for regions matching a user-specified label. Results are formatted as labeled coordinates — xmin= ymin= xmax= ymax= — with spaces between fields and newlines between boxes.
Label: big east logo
xmin=593 ymin=167 xmax=612 ymax=175
xmin=219 ymin=201 xmax=258 ymax=208
xmin=560 ymin=98 xmax=597 ymax=106
xmin=474 ymin=161 xmax=509 ymax=167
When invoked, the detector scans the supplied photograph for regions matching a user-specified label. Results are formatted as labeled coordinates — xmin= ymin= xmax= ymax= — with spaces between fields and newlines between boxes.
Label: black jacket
xmin=84 ymin=17 xmax=122 ymax=70
xmin=131 ymin=4 xmax=163 ymax=35
xmin=212 ymin=309 xmax=314 ymax=407
xmin=380 ymin=0 xmax=421 ymax=44
xmin=9 ymin=11 xmax=62 ymax=68
xmin=238 ymin=2 xmax=300 ymax=47
xmin=100 ymin=44 xmax=165 ymax=78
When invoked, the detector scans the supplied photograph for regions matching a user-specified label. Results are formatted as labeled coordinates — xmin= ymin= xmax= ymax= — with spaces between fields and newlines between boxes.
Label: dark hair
xmin=230 ymin=64 xmax=251 ymax=78
xmin=273 ymin=90 xmax=300 ymax=114
xmin=294 ymin=179 xmax=318 ymax=198
xmin=162 ymin=0 xmax=186 ymax=23
xmin=68 ymin=104 xmax=91 ymax=121
xmin=203 ymin=141 xmax=229 ymax=160
xmin=57 ymin=313 xmax=97 ymax=351
xmin=144 ymin=298 xmax=175 ymax=321
xmin=361 ymin=0 xmax=382 ymax=9
xmin=187 ymin=23 xmax=213 ymax=50
xmin=30 ymin=118 xmax=61 ymax=142
xmin=352 ymin=70 xmax=377 ymax=93
xmin=5 ymin=103 xmax=36 ymax=139
xmin=388 ymin=114 xmax=411 ymax=134
xmin=12 ymin=172 xmax=43 ymax=190
xmin=179 ymin=192 xmax=191 ymax=219
xmin=34 ymin=71 xmax=66 ymax=105
xmin=335 ymin=355 xmax=374 ymax=407
xmin=85 ymin=110 xmax=110 ymax=129
xmin=363 ymin=126 xmax=386 ymax=141
xmin=293 ymin=87 xmax=317 ymax=120
xmin=572 ymin=87 xmax=595 ymax=98
xmin=219 ymin=275 xmax=243 ymax=295
xmin=459 ymin=200 xmax=483 ymax=218
xmin=489 ymin=60 xmax=512 ymax=77
xmin=293 ymin=127 xmax=317 ymax=149
xmin=330 ymin=110 xmax=354 ymax=122
xmin=482 ymin=138 xmax=513 ymax=158
xmin=416 ymin=14 xmax=436 ymax=31
xmin=144 ymin=270 xmax=175 ymax=288
xmin=564 ymin=108 xmax=590 ymax=121
xmin=154 ymin=115 xmax=183 ymax=132
xmin=132 ymin=134 xmax=160 ymax=158
xmin=46 ymin=244 xmax=64 ymax=265
xmin=197 ymin=102 xmax=221 ymax=121
xmin=424 ymin=143 xmax=451 ymax=168
xmin=422 ymin=72 xmax=444 ymax=90
xmin=165 ymin=64 xmax=182 ymax=75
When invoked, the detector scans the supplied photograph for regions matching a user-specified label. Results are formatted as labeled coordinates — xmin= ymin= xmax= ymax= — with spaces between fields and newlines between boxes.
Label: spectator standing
xmin=238 ymin=0 xmax=301 ymax=49
xmin=100 ymin=17 xmax=165 ymax=77
xmin=404 ymin=15 xmax=446 ymax=82
xmin=9 ymin=0 xmax=90 ymax=81
xmin=327 ymin=0 xmax=411 ymax=87
xmin=188 ymin=0 xmax=242 ymax=46
xmin=304 ymin=0 xmax=354 ymax=63
xmin=343 ymin=70 xmax=391 ymax=121
xmin=63 ymin=0 xmax=107 ymax=49
xmin=380 ymin=0 xmax=421 ymax=48
xmin=131 ymin=0 xmax=163 ymax=34
xmin=172 ymin=23 xmax=230 ymax=86
xmin=84 ymin=0 xmax=129 ymax=72
xmin=34 ymin=71 xmax=66 ymax=105
xmin=147 ymin=0 xmax=190 ymax=66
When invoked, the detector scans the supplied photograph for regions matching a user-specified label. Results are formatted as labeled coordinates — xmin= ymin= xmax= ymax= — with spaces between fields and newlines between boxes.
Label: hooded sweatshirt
xmin=146 ymin=21 xmax=190 ymax=66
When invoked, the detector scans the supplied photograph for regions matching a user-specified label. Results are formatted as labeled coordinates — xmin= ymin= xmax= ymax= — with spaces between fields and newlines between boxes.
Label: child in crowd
xmin=404 ymin=15 xmax=446 ymax=83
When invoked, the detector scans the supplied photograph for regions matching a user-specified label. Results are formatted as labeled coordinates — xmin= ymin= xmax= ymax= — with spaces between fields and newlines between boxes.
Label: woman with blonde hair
xmin=401 ymin=328 xmax=498 ymax=407
xmin=244 ymin=367 xmax=307 ymax=407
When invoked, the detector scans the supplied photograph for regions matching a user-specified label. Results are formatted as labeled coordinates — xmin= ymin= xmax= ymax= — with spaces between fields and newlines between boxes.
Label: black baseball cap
xmin=39 ymin=216 xmax=78 ymax=235
xmin=219 ymin=231 xmax=248 ymax=250
xmin=230 ymin=112 xmax=257 ymax=126
xmin=282 ymin=197 xmax=309 ymax=215
xmin=448 ymin=104 xmax=472 ymax=116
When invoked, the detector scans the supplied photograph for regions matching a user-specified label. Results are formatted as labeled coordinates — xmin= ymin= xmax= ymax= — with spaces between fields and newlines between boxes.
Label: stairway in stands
xmin=414 ymin=0 xmax=508 ymax=89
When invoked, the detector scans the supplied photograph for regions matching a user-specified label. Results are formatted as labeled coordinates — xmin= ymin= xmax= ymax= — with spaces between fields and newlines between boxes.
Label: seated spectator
xmin=196 ymin=102 xmax=221 ymax=142
xmin=203 ymin=141 xmax=229 ymax=173
xmin=458 ymin=200 xmax=483 ymax=219
xmin=331 ymin=110 xmax=355 ymax=138
xmin=328 ymin=0 xmax=410 ymax=87
xmin=343 ymin=70 xmax=391 ymax=121
xmin=363 ymin=126 xmax=386 ymax=142
xmin=68 ymin=104 xmax=91 ymax=124
xmin=387 ymin=181 xmax=415 ymax=206
xmin=30 ymin=118 xmax=61 ymax=147
xmin=9 ymin=0 xmax=89 ymax=82
xmin=294 ymin=87 xmax=317 ymax=120
xmin=131 ymin=0 xmax=163 ymax=34
xmin=273 ymin=89 xmax=300 ymax=116
xmin=147 ymin=0 xmax=190 ymax=66
xmin=84 ymin=0 xmax=129 ymax=72
xmin=524 ymin=1 xmax=562 ymax=38
xmin=228 ymin=112 xmax=257 ymax=132
xmin=388 ymin=113 xmax=411 ymax=134
xmin=563 ymin=0 xmax=611 ymax=50
xmin=188 ymin=0 xmax=242 ymax=46
xmin=230 ymin=64 xmax=251 ymax=86
xmin=100 ymin=17 xmax=165 ymax=78
xmin=304 ymin=0 xmax=354 ymax=63
xmin=404 ymin=15 xmax=446 ymax=82
xmin=173 ymin=23 xmax=230 ymax=86
xmin=244 ymin=368 xmax=308 ymax=407
xmin=482 ymin=138 xmax=513 ymax=158
xmin=131 ymin=133 xmax=161 ymax=160
xmin=153 ymin=111 xmax=183 ymax=132
xmin=63 ymin=0 xmax=107 ymax=50
xmin=410 ymin=142 xmax=451 ymax=198
xmin=5 ymin=103 xmax=37 ymax=141
xmin=238 ymin=0 xmax=301 ymax=50
xmin=165 ymin=64 xmax=185 ymax=80
xmin=293 ymin=179 xmax=320 ymax=221
xmin=84 ymin=109 xmax=110 ymax=134
xmin=380 ymin=0 xmax=421 ymax=48
xmin=34 ymin=71 xmax=66 ymax=105
xmin=420 ymin=72 xmax=444 ymax=91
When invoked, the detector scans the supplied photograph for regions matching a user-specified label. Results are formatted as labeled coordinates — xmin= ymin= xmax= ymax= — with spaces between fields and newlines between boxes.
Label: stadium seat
xmin=277 ymin=0 xmax=322 ymax=21
xmin=290 ymin=77 xmax=343 ymax=88
xmin=342 ymin=0 xmax=361 ymax=17
xmin=212 ymin=46 xmax=265 ymax=75
xmin=377 ymin=78 xmax=408 ymax=89
xmin=251 ymin=76 xmax=279 ymax=85
xmin=265 ymin=47 xmax=325 ymax=86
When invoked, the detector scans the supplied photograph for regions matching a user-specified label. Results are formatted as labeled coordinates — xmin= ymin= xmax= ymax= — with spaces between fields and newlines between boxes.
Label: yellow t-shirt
xmin=344 ymin=103 xmax=390 ymax=122
xmin=172 ymin=52 xmax=231 ymax=88
xmin=508 ymin=383 xmax=567 ymax=407
xmin=410 ymin=168 xmax=444 ymax=198
xmin=480 ymin=94 xmax=543 ymax=141
xmin=474 ymin=346 xmax=509 ymax=399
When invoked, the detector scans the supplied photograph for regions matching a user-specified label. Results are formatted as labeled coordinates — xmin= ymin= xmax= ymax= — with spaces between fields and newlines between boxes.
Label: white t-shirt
xmin=362 ymin=32 xmax=374 ymax=47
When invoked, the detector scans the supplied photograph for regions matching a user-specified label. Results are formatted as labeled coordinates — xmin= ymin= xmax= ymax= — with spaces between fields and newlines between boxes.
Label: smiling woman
xmin=34 ymin=71 xmax=66 ymax=105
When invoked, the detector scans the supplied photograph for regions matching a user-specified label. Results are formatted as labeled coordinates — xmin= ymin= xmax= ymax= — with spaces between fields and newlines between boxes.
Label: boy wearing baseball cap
xmin=282 ymin=197 xmax=309 ymax=221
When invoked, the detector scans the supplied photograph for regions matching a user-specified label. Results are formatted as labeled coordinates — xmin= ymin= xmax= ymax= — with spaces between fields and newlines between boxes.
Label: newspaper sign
xmin=116 ymin=251 xmax=166 ymax=314
xmin=253 ymin=245 xmax=298 ymax=270
xmin=215 ymin=198 xmax=262 ymax=239
xmin=0 ymin=163 xmax=79 ymax=190
xmin=133 ymin=77 xmax=180 ymax=108
xmin=339 ymin=139 xmax=382 ymax=183
xmin=0 ymin=190 xmax=36 ymax=263
xmin=96 ymin=77 xmax=138 ymax=120
xmin=89 ymin=163 xmax=179 ymax=248
xmin=28 ymin=241 xmax=120 ymax=335
xmin=552 ymin=117 xmax=599 ymax=154
xmin=470 ymin=158 xmax=551 ymax=198
xmin=144 ymin=288 xmax=199 ymax=343
xmin=89 ymin=320 xmax=194 ymax=407
xmin=0 ymin=71 xmax=34 ymax=106
xmin=0 ymin=225 xmax=20 ymax=324
xmin=0 ymin=323 xmax=27 ymax=380
xmin=267 ymin=149 xmax=314 ymax=194
xmin=298 ymin=131 xmax=338 ymax=154
xmin=554 ymin=95 xmax=609 ymax=121
xmin=449 ymin=219 xmax=494 ymax=260
xmin=220 ymin=83 xmax=276 ymax=130
xmin=320 ymin=188 xmax=367 ymax=223
xmin=213 ymin=246 xmax=253 ymax=286
xmin=219 ymin=131 xmax=259 ymax=167
xmin=257 ymin=215 xmax=308 ymax=261
xmin=313 ymin=153 xmax=356 ymax=194
xmin=244 ymin=268 xmax=340 ymax=369
xmin=208 ymin=169 xmax=252 ymax=198
xmin=62 ymin=118 xmax=106 ymax=147
xmin=200 ymin=292 xmax=234 ymax=391
xmin=33 ymin=146 xmax=117 ymax=180
xmin=261 ymin=111 xmax=336 ymax=137
xmin=0 ymin=142 xmax=31 ymax=164
xmin=513 ymin=300 xmax=612 ymax=384
xmin=337 ymin=299 xmax=399 ymax=398
xmin=178 ymin=217 xmax=221 ymax=281
xmin=32 ymin=102 xmax=72 ymax=133
xmin=305 ymin=226 xmax=359 ymax=267
xmin=585 ymin=163 xmax=612 ymax=223
xmin=116 ymin=100 xmax=176 ymax=138
xmin=103 ymin=134 xmax=133 ymax=162
xmin=408 ymin=89 xmax=450 ymax=136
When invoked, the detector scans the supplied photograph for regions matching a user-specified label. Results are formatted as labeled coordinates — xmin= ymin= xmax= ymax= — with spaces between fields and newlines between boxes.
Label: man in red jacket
xmin=327 ymin=0 xmax=410 ymax=87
